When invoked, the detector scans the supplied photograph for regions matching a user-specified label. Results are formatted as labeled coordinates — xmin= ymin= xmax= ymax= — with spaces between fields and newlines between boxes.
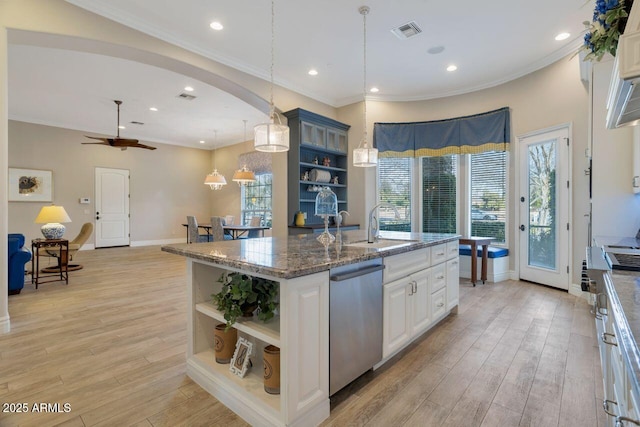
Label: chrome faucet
xmin=368 ymin=203 xmax=401 ymax=243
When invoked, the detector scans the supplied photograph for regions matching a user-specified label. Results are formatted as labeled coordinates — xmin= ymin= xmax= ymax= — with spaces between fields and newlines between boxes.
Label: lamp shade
xmin=232 ymin=165 xmax=256 ymax=186
xmin=353 ymin=144 xmax=378 ymax=167
xmin=35 ymin=205 xmax=72 ymax=239
xmin=254 ymin=121 xmax=290 ymax=152
xmin=204 ymin=170 xmax=227 ymax=190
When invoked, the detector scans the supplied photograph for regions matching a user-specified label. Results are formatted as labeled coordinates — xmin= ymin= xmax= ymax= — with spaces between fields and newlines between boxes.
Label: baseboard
xmin=0 ymin=315 xmax=10 ymax=334
xmin=569 ymin=282 xmax=590 ymax=299
xmin=79 ymin=243 xmax=95 ymax=251
xmin=130 ymin=238 xmax=185 ymax=247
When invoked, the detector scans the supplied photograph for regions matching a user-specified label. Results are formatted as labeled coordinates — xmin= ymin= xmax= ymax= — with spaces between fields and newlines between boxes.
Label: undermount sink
xmin=344 ymin=239 xmax=418 ymax=249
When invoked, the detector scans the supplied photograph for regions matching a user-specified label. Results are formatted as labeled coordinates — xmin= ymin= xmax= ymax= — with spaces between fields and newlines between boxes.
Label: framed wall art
xmin=229 ymin=337 xmax=253 ymax=378
xmin=8 ymin=168 xmax=53 ymax=202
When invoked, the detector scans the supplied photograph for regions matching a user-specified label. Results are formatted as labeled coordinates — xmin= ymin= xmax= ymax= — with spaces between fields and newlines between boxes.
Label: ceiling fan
xmin=83 ymin=100 xmax=157 ymax=150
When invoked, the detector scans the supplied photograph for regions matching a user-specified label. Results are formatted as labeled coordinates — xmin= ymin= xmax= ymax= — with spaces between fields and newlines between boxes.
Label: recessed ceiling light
xmin=447 ymin=65 xmax=458 ymax=72
xmin=555 ymin=32 xmax=570 ymax=41
xmin=427 ymin=46 xmax=445 ymax=55
xmin=210 ymin=21 xmax=223 ymax=31
xmin=308 ymin=69 xmax=318 ymax=76
xmin=200 ymin=140 xmax=205 ymax=144
xmin=370 ymin=87 xmax=379 ymax=93
xmin=149 ymin=107 xmax=158 ymax=112
xmin=118 ymin=125 xmax=126 ymax=129
xmin=184 ymin=86 xmax=194 ymax=92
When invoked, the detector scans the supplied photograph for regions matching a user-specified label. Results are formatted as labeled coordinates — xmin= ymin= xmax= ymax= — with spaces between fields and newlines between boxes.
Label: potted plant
xmin=212 ymin=271 xmax=279 ymax=330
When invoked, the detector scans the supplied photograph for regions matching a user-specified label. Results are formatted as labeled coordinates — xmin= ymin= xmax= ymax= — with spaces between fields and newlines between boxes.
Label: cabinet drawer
xmin=431 ymin=288 xmax=446 ymax=319
xmin=431 ymin=263 xmax=446 ymax=292
xmin=384 ymin=248 xmax=429 ymax=283
xmin=431 ymin=243 xmax=447 ymax=265
xmin=446 ymin=241 xmax=459 ymax=259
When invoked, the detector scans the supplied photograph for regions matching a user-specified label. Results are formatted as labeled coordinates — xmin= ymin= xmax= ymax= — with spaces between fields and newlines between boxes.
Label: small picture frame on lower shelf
xmin=230 ymin=337 xmax=253 ymax=378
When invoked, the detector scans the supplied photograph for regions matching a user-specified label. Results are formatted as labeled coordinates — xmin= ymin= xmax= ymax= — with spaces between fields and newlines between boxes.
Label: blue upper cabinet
xmin=284 ymin=108 xmax=351 ymax=228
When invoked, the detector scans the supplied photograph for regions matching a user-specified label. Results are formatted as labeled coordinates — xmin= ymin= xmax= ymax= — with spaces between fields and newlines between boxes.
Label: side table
xmin=31 ymin=238 xmax=69 ymax=289
xmin=459 ymin=236 xmax=494 ymax=286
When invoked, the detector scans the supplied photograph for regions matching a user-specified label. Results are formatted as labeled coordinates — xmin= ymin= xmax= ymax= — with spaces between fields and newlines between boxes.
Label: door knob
xmin=520 ymin=224 xmax=526 ymax=231
xmin=520 ymin=197 xmax=525 ymax=202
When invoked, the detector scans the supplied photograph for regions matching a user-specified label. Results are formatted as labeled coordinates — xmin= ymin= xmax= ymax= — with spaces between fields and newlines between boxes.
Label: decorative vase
xmin=295 ymin=211 xmax=305 ymax=226
xmin=240 ymin=302 xmax=258 ymax=318
xmin=263 ymin=345 xmax=280 ymax=394
xmin=214 ymin=324 xmax=237 ymax=364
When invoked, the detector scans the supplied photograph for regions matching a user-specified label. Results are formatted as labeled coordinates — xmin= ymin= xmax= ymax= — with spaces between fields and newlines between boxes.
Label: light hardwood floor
xmin=0 ymin=246 xmax=605 ymax=427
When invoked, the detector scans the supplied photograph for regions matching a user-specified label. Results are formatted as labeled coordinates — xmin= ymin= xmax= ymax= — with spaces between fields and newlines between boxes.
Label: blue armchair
xmin=8 ymin=233 xmax=31 ymax=295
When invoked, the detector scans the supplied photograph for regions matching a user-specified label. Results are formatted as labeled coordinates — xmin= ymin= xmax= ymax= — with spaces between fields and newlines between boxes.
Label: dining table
xmin=182 ymin=223 xmax=270 ymax=241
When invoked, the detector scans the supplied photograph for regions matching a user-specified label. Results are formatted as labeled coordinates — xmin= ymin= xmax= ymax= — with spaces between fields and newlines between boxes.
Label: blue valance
xmin=374 ymin=107 xmax=510 ymax=157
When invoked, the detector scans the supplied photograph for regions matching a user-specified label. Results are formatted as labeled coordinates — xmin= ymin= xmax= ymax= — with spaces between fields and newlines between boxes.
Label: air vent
xmin=177 ymin=93 xmax=197 ymax=100
xmin=130 ymin=121 xmax=144 ymax=125
xmin=391 ymin=21 xmax=422 ymax=39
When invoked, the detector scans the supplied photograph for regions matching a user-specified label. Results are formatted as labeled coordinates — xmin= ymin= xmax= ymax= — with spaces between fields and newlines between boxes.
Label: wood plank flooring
xmin=0 ymin=246 xmax=605 ymax=426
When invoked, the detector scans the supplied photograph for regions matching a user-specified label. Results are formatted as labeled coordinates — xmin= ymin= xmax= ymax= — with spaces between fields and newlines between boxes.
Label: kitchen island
xmin=162 ymin=230 xmax=459 ymax=427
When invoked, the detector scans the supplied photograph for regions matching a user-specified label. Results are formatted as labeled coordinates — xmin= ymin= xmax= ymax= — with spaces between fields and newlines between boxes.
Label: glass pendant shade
xmin=204 ymin=169 xmax=227 ymax=190
xmin=254 ymin=120 xmax=290 ymax=152
xmin=353 ymin=142 xmax=378 ymax=167
xmin=232 ymin=165 xmax=256 ymax=186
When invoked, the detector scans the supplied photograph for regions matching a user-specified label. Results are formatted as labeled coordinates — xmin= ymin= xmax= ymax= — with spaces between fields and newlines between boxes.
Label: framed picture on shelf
xmin=8 ymin=168 xmax=53 ymax=202
xmin=229 ymin=337 xmax=253 ymax=378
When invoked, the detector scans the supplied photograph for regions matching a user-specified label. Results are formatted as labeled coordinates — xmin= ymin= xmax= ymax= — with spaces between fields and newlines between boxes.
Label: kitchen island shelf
xmin=191 ymin=349 xmax=280 ymax=417
xmin=195 ymin=302 xmax=281 ymax=347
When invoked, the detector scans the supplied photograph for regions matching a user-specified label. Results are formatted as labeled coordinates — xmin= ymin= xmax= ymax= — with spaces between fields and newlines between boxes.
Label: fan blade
xmin=134 ymin=143 xmax=157 ymax=150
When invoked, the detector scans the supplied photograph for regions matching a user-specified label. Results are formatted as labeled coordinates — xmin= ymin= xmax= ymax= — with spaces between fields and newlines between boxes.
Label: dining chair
xmin=211 ymin=216 xmax=232 ymax=241
xmin=187 ymin=216 xmax=211 ymax=243
xmin=247 ymin=216 xmax=262 ymax=239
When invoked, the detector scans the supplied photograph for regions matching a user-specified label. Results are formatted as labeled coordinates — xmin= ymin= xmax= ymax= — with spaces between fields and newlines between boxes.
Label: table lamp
xmin=35 ymin=205 xmax=72 ymax=239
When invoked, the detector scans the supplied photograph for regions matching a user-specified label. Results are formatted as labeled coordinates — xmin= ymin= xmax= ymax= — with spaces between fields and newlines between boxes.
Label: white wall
xmin=591 ymin=60 xmax=640 ymax=237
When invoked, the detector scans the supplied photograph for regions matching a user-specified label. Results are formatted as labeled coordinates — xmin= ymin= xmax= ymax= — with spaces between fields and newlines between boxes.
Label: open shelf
xmin=300 ymin=162 xmax=346 ymax=172
xmin=196 ymin=302 xmax=281 ymax=347
xmin=300 ymin=199 xmax=347 ymax=203
xmin=192 ymin=349 xmax=280 ymax=415
xmin=300 ymin=181 xmax=346 ymax=188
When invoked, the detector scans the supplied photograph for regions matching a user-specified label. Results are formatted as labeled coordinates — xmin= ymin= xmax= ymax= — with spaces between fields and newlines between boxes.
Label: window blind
xmin=470 ymin=151 xmax=506 ymax=243
xmin=378 ymin=157 xmax=412 ymax=231
xmin=422 ymin=155 xmax=457 ymax=233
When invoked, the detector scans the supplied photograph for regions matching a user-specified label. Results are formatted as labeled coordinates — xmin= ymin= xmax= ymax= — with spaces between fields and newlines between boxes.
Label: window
xmin=241 ymin=174 xmax=272 ymax=226
xmin=470 ymin=151 xmax=507 ymax=243
xmin=378 ymin=157 xmax=412 ymax=231
xmin=422 ymin=155 xmax=457 ymax=234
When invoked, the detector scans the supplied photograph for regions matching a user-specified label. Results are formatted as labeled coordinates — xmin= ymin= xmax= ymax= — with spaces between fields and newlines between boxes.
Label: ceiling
xmin=8 ymin=0 xmax=593 ymax=149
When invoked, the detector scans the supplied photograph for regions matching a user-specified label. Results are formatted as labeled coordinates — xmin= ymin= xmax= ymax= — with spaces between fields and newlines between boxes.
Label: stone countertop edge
xmin=161 ymin=230 xmax=460 ymax=279
xmin=606 ymin=270 xmax=640 ymax=399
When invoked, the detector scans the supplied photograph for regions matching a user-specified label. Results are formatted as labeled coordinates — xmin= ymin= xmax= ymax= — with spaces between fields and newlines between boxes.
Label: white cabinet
xmin=382 ymin=240 xmax=459 ymax=360
xmin=595 ymin=274 xmax=640 ymax=427
xmin=383 ymin=268 xmax=430 ymax=358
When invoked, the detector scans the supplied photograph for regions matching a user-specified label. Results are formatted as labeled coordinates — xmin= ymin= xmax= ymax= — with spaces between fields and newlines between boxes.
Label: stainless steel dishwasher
xmin=329 ymin=258 xmax=384 ymax=395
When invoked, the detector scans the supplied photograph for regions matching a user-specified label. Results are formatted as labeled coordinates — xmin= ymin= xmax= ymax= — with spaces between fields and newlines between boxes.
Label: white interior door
xmin=95 ymin=167 xmax=130 ymax=248
xmin=518 ymin=127 xmax=570 ymax=290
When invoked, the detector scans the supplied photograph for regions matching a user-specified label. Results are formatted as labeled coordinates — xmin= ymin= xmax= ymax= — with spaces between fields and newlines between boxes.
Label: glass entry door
xmin=518 ymin=127 xmax=570 ymax=290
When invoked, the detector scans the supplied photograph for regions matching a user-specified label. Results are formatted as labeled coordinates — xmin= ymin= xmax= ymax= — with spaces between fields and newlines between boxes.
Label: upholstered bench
xmin=459 ymin=244 xmax=509 ymax=283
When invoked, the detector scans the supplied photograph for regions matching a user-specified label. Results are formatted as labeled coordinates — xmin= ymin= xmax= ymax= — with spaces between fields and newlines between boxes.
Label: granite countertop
xmin=161 ymin=229 xmax=459 ymax=279
xmin=605 ymin=269 xmax=640 ymax=398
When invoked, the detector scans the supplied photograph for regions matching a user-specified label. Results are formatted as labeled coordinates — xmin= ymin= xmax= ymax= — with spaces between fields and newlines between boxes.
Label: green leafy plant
xmin=212 ymin=272 xmax=279 ymax=330
xmin=580 ymin=0 xmax=633 ymax=61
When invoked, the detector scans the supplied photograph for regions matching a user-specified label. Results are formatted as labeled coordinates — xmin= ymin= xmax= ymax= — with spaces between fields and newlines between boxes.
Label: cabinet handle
xmin=604 ymin=399 xmax=618 ymax=417
xmin=616 ymin=415 xmax=640 ymax=426
xmin=436 ymin=302 xmax=444 ymax=308
xmin=412 ymin=280 xmax=417 ymax=294
xmin=437 ymin=275 xmax=445 ymax=280
xmin=408 ymin=283 xmax=414 ymax=296
xmin=602 ymin=332 xmax=618 ymax=347
xmin=451 ymin=261 xmax=458 ymax=266
xmin=436 ymin=252 xmax=445 ymax=256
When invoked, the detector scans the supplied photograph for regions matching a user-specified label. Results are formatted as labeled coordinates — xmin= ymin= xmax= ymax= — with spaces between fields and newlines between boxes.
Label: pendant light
xmin=204 ymin=130 xmax=227 ymax=190
xmin=254 ymin=0 xmax=290 ymax=152
xmin=353 ymin=5 xmax=378 ymax=167
xmin=233 ymin=120 xmax=257 ymax=186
